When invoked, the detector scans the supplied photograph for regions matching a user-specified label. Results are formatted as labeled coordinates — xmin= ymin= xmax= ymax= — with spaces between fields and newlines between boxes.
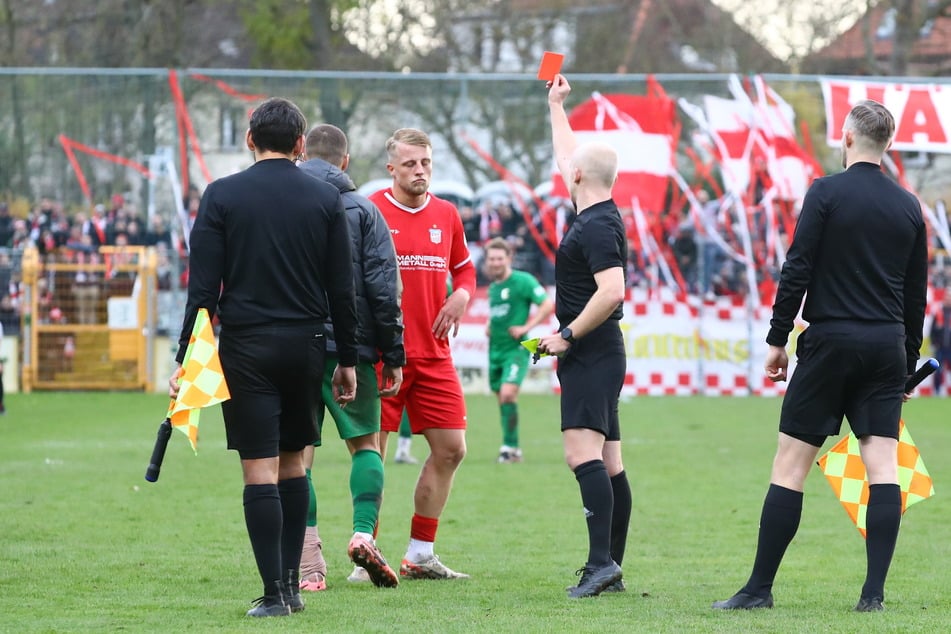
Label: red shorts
xmin=380 ymin=357 xmax=467 ymax=433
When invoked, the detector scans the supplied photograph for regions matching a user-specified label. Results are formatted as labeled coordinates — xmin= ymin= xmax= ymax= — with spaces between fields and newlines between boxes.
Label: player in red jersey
xmin=369 ymin=128 xmax=476 ymax=580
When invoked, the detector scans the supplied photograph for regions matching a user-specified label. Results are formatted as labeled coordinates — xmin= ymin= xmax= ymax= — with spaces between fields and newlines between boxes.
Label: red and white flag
xmin=686 ymin=75 xmax=819 ymax=202
xmin=680 ymin=92 xmax=755 ymax=194
xmin=552 ymin=78 xmax=675 ymax=212
xmin=747 ymin=76 xmax=821 ymax=201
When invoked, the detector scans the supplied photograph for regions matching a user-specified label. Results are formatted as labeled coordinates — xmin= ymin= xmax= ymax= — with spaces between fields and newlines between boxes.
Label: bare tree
xmin=857 ymin=0 xmax=951 ymax=76
xmin=720 ymin=0 xmax=951 ymax=76
xmin=0 ymin=0 xmax=29 ymax=195
xmin=713 ymin=0 xmax=866 ymax=70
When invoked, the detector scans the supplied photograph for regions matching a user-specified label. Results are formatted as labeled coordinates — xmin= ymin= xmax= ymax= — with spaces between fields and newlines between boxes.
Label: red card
xmin=537 ymin=51 xmax=564 ymax=81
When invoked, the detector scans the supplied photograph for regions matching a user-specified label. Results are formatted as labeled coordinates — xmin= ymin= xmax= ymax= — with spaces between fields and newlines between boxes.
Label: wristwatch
xmin=560 ymin=327 xmax=576 ymax=344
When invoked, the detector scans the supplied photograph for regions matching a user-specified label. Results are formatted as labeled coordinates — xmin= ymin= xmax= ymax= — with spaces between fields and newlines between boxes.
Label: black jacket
xmin=299 ymin=158 xmax=405 ymax=367
xmin=178 ymin=158 xmax=358 ymax=365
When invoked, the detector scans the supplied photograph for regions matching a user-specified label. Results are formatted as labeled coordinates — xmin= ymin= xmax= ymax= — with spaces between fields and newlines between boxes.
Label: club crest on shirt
xmin=429 ymin=226 xmax=442 ymax=244
xmin=501 ymin=288 xmax=510 ymax=300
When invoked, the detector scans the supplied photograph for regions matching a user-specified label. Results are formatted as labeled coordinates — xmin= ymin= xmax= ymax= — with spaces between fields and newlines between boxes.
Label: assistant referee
xmin=170 ymin=97 xmax=358 ymax=617
xmin=713 ymin=100 xmax=928 ymax=613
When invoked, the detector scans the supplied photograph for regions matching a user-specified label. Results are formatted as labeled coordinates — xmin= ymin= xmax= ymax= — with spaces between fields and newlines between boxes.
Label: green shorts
xmin=489 ymin=347 xmax=530 ymax=392
xmin=314 ymin=360 xmax=380 ymax=446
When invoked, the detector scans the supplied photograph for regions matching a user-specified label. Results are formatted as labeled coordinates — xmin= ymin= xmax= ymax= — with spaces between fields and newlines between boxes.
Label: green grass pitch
xmin=1 ymin=391 xmax=949 ymax=633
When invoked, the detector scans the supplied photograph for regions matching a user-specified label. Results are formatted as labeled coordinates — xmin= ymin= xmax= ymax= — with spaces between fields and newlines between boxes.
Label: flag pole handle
xmin=906 ymin=358 xmax=939 ymax=393
xmin=144 ymin=418 xmax=173 ymax=483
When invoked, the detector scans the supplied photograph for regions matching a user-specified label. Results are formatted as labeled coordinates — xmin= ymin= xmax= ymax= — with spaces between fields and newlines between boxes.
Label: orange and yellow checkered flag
xmin=167 ymin=307 xmax=230 ymax=452
xmin=817 ymin=421 xmax=934 ymax=538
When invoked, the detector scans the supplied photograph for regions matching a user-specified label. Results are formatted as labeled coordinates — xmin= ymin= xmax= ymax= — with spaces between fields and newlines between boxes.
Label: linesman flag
xmin=817 ymin=422 xmax=935 ymax=538
xmin=816 ymin=360 xmax=938 ymax=537
xmin=168 ymin=307 xmax=230 ymax=452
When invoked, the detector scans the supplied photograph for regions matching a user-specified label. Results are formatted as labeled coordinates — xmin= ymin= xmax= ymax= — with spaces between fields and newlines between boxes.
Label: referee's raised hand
xmin=547 ymin=73 xmax=571 ymax=105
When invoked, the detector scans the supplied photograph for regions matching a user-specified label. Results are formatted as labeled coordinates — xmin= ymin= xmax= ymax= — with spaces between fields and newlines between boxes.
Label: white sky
xmin=341 ymin=0 xmax=873 ymax=68
xmin=710 ymin=0 xmax=870 ymax=62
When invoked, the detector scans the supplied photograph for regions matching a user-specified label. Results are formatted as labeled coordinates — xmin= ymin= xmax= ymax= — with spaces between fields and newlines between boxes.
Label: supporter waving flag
xmin=551 ymin=76 xmax=677 ymax=214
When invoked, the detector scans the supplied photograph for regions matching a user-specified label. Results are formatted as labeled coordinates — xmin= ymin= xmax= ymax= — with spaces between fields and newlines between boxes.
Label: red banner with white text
xmin=822 ymin=79 xmax=951 ymax=153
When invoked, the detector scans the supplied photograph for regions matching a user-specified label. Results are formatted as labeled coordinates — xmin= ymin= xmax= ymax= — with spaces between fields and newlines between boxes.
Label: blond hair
xmin=385 ymin=128 xmax=432 ymax=160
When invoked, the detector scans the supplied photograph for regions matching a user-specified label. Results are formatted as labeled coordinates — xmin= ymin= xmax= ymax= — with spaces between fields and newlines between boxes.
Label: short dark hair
xmin=845 ymin=100 xmax=895 ymax=151
xmin=305 ymin=124 xmax=348 ymax=167
xmin=249 ymin=97 xmax=306 ymax=155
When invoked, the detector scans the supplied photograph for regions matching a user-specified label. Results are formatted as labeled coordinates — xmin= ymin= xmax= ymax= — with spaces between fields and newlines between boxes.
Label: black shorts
xmin=218 ymin=324 xmax=326 ymax=459
xmin=557 ymin=322 xmax=625 ymax=441
xmin=780 ymin=322 xmax=906 ymax=441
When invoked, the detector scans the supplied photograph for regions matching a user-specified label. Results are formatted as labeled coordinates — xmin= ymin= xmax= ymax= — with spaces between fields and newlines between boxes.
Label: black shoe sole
xmin=711 ymin=592 xmax=774 ymax=610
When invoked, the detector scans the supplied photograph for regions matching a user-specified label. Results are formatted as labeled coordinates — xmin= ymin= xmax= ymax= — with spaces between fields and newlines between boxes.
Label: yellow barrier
xmin=20 ymin=246 xmax=157 ymax=392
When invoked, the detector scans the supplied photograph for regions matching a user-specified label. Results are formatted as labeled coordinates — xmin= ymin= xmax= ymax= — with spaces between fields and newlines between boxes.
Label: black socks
xmin=610 ymin=471 xmax=632 ymax=566
xmin=278 ymin=476 xmax=310 ymax=578
xmin=243 ymin=483 xmax=283 ymax=596
xmin=574 ymin=459 xmax=614 ymax=567
xmin=861 ymin=483 xmax=901 ymax=600
xmin=742 ymin=484 xmax=803 ymax=597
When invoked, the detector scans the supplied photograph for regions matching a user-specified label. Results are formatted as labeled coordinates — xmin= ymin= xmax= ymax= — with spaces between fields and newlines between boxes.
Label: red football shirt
xmin=370 ymin=189 xmax=475 ymax=360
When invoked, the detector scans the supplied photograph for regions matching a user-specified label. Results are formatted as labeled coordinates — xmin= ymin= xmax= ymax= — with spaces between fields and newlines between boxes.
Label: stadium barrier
xmin=19 ymin=246 xmax=158 ymax=392
xmin=451 ymin=287 xmax=942 ymax=397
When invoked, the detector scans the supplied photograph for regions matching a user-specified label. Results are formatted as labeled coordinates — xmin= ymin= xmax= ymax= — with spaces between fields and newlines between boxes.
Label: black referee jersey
xmin=177 ymin=158 xmax=358 ymax=366
xmin=554 ymin=199 xmax=628 ymax=326
xmin=767 ymin=161 xmax=928 ymax=373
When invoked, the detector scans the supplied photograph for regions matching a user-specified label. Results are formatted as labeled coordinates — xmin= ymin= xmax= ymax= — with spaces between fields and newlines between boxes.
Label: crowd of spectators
xmin=458 ymin=187 xmax=950 ymax=311
xmin=459 ymin=189 xmax=771 ymax=298
xmin=0 ymin=196 xmax=176 ymax=255
xmin=1 ymin=186 xmax=948 ymax=336
xmin=0 ymin=195 xmax=181 ymax=334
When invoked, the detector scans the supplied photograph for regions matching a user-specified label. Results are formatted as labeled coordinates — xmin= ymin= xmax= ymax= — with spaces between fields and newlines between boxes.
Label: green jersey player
xmin=484 ymin=237 xmax=554 ymax=462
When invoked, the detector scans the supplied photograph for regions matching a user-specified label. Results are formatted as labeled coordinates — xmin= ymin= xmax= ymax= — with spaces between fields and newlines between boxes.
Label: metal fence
xmin=18 ymin=245 xmax=160 ymax=392
xmin=0 ymin=68 xmax=841 ymax=208
xmin=1 ymin=69 xmax=948 ymax=393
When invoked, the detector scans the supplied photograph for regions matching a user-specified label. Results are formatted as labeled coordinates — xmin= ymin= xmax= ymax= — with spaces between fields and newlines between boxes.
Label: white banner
xmin=617 ymin=290 xmax=792 ymax=396
xmin=451 ymin=287 xmax=941 ymax=396
xmin=450 ymin=288 xmax=797 ymax=396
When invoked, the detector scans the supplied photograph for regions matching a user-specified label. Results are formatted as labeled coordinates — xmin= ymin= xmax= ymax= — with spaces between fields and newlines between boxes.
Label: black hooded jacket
xmin=299 ymin=158 xmax=405 ymax=367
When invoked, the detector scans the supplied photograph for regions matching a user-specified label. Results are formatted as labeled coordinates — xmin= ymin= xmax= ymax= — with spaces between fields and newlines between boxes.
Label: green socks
xmin=305 ymin=468 xmax=317 ymax=528
xmin=350 ymin=449 xmax=384 ymax=535
xmin=501 ymin=402 xmax=519 ymax=448
xmin=308 ymin=451 xmax=384 ymax=535
xmin=399 ymin=410 xmax=412 ymax=438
